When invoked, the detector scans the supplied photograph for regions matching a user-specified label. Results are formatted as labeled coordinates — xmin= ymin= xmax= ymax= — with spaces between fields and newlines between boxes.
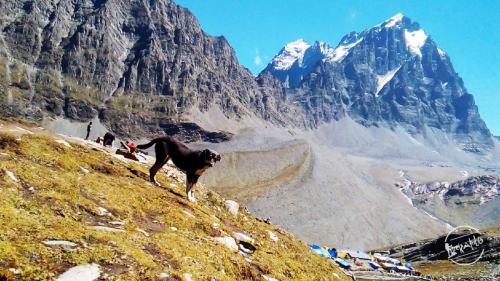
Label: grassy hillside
xmin=0 ymin=122 xmax=348 ymax=280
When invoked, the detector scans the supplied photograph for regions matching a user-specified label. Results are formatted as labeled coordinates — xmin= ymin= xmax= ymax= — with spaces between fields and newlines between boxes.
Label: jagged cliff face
xmin=261 ymin=14 xmax=493 ymax=150
xmin=0 ymin=3 xmax=494 ymax=150
xmin=0 ymin=0 xmax=305 ymax=139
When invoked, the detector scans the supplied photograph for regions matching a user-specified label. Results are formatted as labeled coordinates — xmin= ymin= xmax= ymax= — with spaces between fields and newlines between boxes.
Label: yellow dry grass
xmin=0 ymin=127 xmax=348 ymax=281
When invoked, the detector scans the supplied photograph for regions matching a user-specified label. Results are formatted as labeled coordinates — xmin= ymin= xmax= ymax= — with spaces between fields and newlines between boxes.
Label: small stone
xmin=170 ymin=226 xmax=178 ymax=231
xmin=262 ymin=275 xmax=279 ymax=281
xmin=268 ymin=231 xmax=279 ymax=242
xmin=56 ymin=263 xmax=100 ymax=281
xmin=232 ymin=232 xmax=255 ymax=244
xmin=0 ymin=153 xmax=11 ymax=161
xmin=97 ymin=207 xmax=111 ymax=217
xmin=43 ymin=240 xmax=78 ymax=248
xmin=4 ymin=169 xmax=19 ymax=183
xmin=183 ymin=273 xmax=193 ymax=281
xmin=159 ymin=272 xmax=171 ymax=279
xmin=28 ymin=186 xmax=35 ymax=192
xmin=80 ymin=167 xmax=90 ymax=174
xmin=224 ymin=200 xmax=239 ymax=216
xmin=136 ymin=228 xmax=150 ymax=237
xmin=213 ymin=236 xmax=239 ymax=252
xmin=8 ymin=268 xmax=21 ymax=275
xmin=56 ymin=139 xmax=72 ymax=148
xmin=92 ymin=226 xmax=125 ymax=233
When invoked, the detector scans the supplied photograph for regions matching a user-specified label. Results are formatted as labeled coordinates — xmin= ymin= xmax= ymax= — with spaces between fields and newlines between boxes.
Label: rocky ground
xmin=0 ymin=119 xmax=349 ymax=281
xmin=379 ymin=227 xmax=500 ymax=281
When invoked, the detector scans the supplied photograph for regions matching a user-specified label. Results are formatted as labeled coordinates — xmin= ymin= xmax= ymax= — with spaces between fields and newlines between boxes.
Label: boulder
xmin=224 ymin=200 xmax=239 ymax=216
xmin=212 ymin=236 xmax=239 ymax=252
xmin=232 ymin=232 xmax=255 ymax=244
xmin=42 ymin=240 xmax=77 ymax=248
xmin=268 ymin=231 xmax=279 ymax=242
xmin=56 ymin=263 xmax=100 ymax=281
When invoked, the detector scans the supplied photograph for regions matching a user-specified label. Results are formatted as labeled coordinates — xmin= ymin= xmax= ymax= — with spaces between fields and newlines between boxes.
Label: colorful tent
xmin=396 ymin=265 xmax=411 ymax=273
xmin=310 ymin=245 xmax=331 ymax=258
xmin=381 ymin=262 xmax=397 ymax=270
xmin=328 ymin=249 xmax=337 ymax=258
xmin=334 ymin=258 xmax=351 ymax=269
xmin=369 ymin=261 xmax=381 ymax=269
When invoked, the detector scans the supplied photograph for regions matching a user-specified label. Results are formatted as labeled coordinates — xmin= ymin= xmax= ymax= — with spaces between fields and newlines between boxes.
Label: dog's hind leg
xmin=150 ymin=158 xmax=164 ymax=187
xmin=150 ymin=142 xmax=169 ymax=187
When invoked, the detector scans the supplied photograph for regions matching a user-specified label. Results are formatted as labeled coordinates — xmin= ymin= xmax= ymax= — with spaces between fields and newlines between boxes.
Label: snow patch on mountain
xmin=315 ymin=41 xmax=336 ymax=63
xmin=375 ymin=66 xmax=401 ymax=97
xmin=327 ymin=38 xmax=363 ymax=63
xmin=271 ymin=39 xmax=311 ymax=70
xmin=437 ymin=48 xmax=446 ymax=57
xmin=404 ymin=29 xmax=428 ymax=57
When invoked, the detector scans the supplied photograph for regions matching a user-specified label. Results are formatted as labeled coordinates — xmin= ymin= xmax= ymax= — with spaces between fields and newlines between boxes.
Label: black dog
xmin=137 ymin=136 xmax=221 ymax=202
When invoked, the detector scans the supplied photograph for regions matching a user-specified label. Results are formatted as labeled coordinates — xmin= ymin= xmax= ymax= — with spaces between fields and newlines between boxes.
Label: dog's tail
xmin=137 ymin=137 xmax=165 ymax=150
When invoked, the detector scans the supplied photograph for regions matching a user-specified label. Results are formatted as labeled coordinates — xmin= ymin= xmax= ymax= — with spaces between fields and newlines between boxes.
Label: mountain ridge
xmin=0 ymin=5 xmax=494 ymax=153
xmin=0 ymin=0 xmax=309 ymax=140
xmin=260 ymin=13 xmax=493 ymax=151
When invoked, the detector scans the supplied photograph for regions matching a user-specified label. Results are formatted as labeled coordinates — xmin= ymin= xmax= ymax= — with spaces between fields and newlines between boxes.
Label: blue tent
xmin=328 ymin=249 xmax=337 ymax=258
xmin=309 ymin=244 xmax=321 ymax=250
xmin=334 ymin=258 xmax=351 ymax=269
xmin=311 ymin=247 xmax=331 ymax=258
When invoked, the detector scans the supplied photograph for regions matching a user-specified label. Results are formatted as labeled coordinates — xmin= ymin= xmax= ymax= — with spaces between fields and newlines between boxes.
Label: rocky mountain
xmin=261 ymin=13 xmax=493 ymax=151
xmin=0 ymin=0 xmax=307 ymax=140
xmin=261 ymin=39 xmax=336 ymax=88
xmin=399 ymin=174 xmax=500 ymax=228
xmin=0 ymin=3 xmax=494 ymax=152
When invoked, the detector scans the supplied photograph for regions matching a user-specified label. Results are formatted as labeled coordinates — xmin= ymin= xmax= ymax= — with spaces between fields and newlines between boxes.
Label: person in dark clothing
xmin=85 ymin=121 xmax=92 ymax=140
xmin=103 ymin=132 xmax=115 ymax=147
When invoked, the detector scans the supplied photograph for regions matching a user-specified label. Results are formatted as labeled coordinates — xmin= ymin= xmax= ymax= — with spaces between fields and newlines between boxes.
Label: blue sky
xmin=176 ymin=0 xmax=499 ymax=135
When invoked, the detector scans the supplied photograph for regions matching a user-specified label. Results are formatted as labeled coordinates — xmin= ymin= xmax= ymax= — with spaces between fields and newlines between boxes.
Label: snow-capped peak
xmin=270 ymin=39 xmax=311 ymax=70
xmin=384 ymin=13 xmax=404 ymax=28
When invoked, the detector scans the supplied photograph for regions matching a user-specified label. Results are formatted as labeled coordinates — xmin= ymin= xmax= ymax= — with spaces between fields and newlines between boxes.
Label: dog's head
xmin=203 ymin=149 xmax=221 ymax=167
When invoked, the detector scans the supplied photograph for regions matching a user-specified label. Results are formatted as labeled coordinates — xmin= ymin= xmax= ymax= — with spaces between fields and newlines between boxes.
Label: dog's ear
xmin=202 ymin=149 xmax=210 ymax=159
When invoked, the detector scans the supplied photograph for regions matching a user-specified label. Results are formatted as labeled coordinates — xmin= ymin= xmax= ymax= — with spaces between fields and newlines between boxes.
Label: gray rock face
xmin=0 ymin=5 xmax=494 ymax=150
xmin=399 ymin=175 xmax=500 ymax=228
xmin=0 ymin=0 xmax=306 ymax=140
xmin=401 ymin=175 xmax=499 ymax=206
xmin=261 ymin=13 xmax=493 ymax=150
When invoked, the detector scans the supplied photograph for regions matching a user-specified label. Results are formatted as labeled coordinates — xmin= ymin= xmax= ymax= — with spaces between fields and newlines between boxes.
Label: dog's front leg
xmin=186 ymin=174 xmax=195 ymax=202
